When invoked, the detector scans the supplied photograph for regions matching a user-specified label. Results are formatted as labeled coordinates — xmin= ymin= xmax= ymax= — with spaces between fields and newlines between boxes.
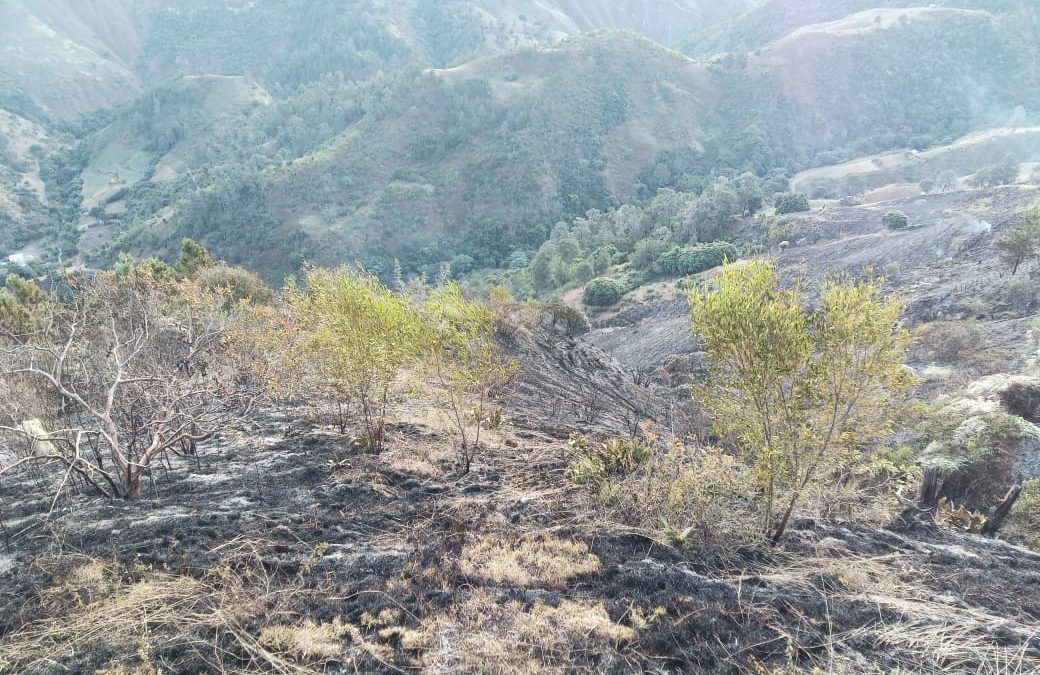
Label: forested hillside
xmin=1 ymin=0 xmax=1039 ymax=284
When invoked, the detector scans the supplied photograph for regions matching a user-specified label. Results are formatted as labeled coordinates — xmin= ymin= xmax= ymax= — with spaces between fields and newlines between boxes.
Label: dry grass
xmin=421 ymin=590 xmax=636 ymax=674
xmin=0 ymin=553 xmax=354 ymax=675
xmin=863 ymin=620 xmax=1039 ymax=675
xmin=590 ymin=442 xmax=760 ymax=550
xmin=458 ymin=533 xmax=601 ymax=587
xmin=733 ymin=551 xmax=1040 ymax=675
xmin=259 ymin=618 xmax=359 ymax=661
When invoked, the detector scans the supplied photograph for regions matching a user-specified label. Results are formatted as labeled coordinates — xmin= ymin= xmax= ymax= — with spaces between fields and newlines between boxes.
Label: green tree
xmin=882 ymin=211 xmax=909 ymax=230
xmin=507 ymin=250 xmax=529 ymax=269
xmin=682 ymin=177 xmax=740 ymax=242
xmin=630 ymin=238 xmax=670 ymax=271
xmin=735 ymin=172 xmax=764 ymax=216
xmin=689 ymin=260 xmax=914 ymax=544
xmin=774 ymin=193 xmax=810 ymax=215
xmin=545 ymin=299 xmax=591 ymax=336
xmin=583 ymin=277 xmax=623 ymax=307
xmin=290 ymin=267 xmax=423 ymax=449
xmin=589 ymin=246 xmax=614 ymax=275
xmin=176 ymin=238 xmax=215 ymax=277
xmin=530 ymin=242 xmax=558 ymax=291
xmin=569 ymin=260 xmax=595 ymax=284
xmin=996 ymin=210 xmax=1040 ymax=275
xmin=555 ymin=236 xmax=581 ymax=264
xmin=424 ymin=282 xmax=517 ymax=473
xmin=0 ymin=274 xmax=50 ymax=340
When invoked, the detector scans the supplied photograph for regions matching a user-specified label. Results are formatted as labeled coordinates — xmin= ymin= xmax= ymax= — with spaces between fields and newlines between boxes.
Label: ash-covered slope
xmin=2 ymin=401 xmax=1037 ymax=673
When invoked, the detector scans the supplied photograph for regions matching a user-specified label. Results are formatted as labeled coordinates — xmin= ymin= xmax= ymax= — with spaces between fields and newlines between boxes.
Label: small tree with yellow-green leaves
xmin=424 ymin=283 xmax=517 ymax=473
xmin=0 ymin=274 xmax=50 ymax=341
xmin=689 ymin=260 xmax=914 ymax=544
xmin=289 ymin=267 xmax=424 ymax=450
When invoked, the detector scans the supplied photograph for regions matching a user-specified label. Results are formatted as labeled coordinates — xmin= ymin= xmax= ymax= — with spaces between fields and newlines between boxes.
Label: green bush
xmin=773 ymin=193 xmax=810 ymax=215
xmin=195 ymin=264 xmax=273 ymax=304
xmin=565 ymin=434 xmax=651 ymax=485
xmin=882 ymin=211 xmax=909 ymax=230
xmin=545 ymin=300 xmax=591 ymax=336
xmin=582 ymin=277 xmax=623 ymax=307
xmin=656 ymin=242 xmax=738 ymax=276
xmin=630 ymin=238 xmax=670 ymax=271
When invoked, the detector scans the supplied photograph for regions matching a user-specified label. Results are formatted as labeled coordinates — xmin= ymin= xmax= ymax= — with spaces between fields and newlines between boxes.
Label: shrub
xmin=1007 ymin=276 xmax=1039 ymax=312
xmin=423 ymin=283 xmax=518 ymax=473
xmin=882 ymin=211 xmax=909 ymax=230
xmin=290 ymin=267 xmax=424 ymax=450
xmin=194 ymin=264 xmax=272 ymax=304
xmin=582 ymin=277 xmax=623 ymax=307
xmin=690 ymin=259 xmax=914 ymax=544
xmin=1008 ymin=479 xmax=1040 ymax=548
xmin=917 ymin=403 xmax=1036 ymax=511
xmin=176 ymin=238 xmax=215 ymax=276
xmin=587 ymin=436 xmax=757 ymax=548
xmin=999 ymin=379 xmax=1040 ymax=423
xmin=655 ymin=242 xmax=738 ymax=276
xmin=629 ymin=238 xmax=670 ymax=271
xmin=914 ymin=320 xmax=985 ymax=364
xmin=0 ymin=272 xmax=256 ymax=499
xmin=0 ymin=274 xmax=49 ymax=338
xmin=544 ymin=300 xmax=591 ymax=336
xmin=565 ymin=433 xmax=650 ymax=485
xmin=136 ymin=257 xmax=176 ymax=280
xmin=773 ymin=193 xmax=810 ymax=214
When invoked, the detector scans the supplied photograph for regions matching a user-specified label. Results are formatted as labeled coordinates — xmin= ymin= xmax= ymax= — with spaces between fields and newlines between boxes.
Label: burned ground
xmin=2 ymin=391 xmax=1039 ymax=674
xmin=5 ymin=186 xmax=1040 ymax=672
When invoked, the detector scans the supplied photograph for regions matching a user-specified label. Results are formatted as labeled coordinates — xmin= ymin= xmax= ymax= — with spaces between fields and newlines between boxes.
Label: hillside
xmin=589 ymin=183 xmax=1040 ymax=372
xmin=1 ymin=1 xmax=1038 ymax=279
xmin=791 ymin=126 xmax=1040 ymax=197
xmin=4 ymin=397 xmax=1039 ymax=673
xmin=0 ymin=0 xmax=150 ymax=120
xmin=70 ymin=33 xmax=714 ymax=280
xmin=687 ymin=0 xmax=1039 ymax=55
xmin=3 ymin=234 xmax=1040 ymax=672
xmin=0 ymin=0 xmax=753 ymax=122
xmin=6 ymin=3 xmax=1040 ymax=674
xmin=0 ymin=110 xmax=64 ymax=266
xmin=720 ymin=6 xmax=1029 ymax=163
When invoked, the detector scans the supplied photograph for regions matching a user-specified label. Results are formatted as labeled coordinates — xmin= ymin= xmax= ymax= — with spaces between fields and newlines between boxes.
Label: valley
xmin=3 ymin=1 xmax=1040 ymax=673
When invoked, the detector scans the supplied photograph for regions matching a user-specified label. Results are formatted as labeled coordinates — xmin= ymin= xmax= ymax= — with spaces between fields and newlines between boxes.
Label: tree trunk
xmin=981 ymin=485 xmax=1022 ymax=537
xmin=917 ymin=467 xmax=944 ymax=510
xmin=770 ymin=490 xmax=801 ymax=546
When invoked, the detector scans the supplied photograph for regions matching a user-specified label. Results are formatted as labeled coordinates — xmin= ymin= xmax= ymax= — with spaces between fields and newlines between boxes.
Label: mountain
xmin=1 ymin=0 xmax=1039 ymax=282
xmin=0 ymin=109 xmax=59 ymax=264
xmin=687 ymin=0 xmax=1038 ymax=54
xmin=0 ymin=0 xmax=152 ymax=120
xmin=92 ymin=33 xmax=714 ymax=280
xmin=0 ymin=0 xmax=755 ymax=121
